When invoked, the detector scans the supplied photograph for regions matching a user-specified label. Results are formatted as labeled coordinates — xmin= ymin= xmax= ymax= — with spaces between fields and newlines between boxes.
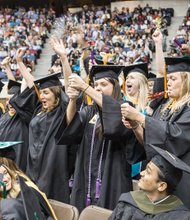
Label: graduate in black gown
xmin=55 ymin=65 xmax=135 ymax=212
xmin=121 ymin=57 xmax=190 ymax=209
xmin=25 ymin=73 xmax=74 ymax=203
xmin=6 ymin=40 xmax=74 ymax=203
xmin=0 ymin=142 xmax=57 ymax=220
xmin=109 ymin=145 xmax=190 ymax=220
xmin=0 ymin=54 xmax=37 ymax=172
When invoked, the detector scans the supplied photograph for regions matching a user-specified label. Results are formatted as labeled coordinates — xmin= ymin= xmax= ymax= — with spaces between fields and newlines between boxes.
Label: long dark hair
xmin=106 ymin=78 xmax=122 ymax=101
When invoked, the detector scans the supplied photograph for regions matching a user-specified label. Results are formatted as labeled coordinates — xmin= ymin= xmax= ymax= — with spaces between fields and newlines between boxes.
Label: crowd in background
xmin=50 ymin=4 xmax=173 ymax=76
xmin=0 ymin=6 xmax=55 ymax=80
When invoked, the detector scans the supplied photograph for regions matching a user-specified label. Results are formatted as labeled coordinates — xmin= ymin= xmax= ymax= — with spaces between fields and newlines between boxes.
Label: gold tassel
xmin=34 ymin=84 xmax=41 ymax=102
xmin=85 ymin=77 xmax=92 ymax=105
xmin=103 ymin=55 xmax=107 ymax=65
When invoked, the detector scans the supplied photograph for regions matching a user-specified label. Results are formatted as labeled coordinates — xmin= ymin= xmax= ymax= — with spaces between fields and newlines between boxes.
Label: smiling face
xmin=94 ymin=78 xmax=114 ymax=96
xmin=0 ymin=165 xmax=12 ymax=192
xmin=40 ymin=88 xmax=56 ymax=110
xmin=167 ymin=72 xmax=182 ymax=100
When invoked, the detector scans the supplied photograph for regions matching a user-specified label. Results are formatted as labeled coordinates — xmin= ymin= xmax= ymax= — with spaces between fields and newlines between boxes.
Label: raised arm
xmin=79 ymin=50 xmax=89 ymax=82
xmin=66 ymin=86 xmax=79 ymax=125
xmin=1 ymin=57 xmax=15 ymax=81
xmin=68 ymin=74 xmax=103 ymax=107
xmin=152 ymin=29 xmax=165 ymax=77
xmin=16 ymin=48 xmax=34 ymax=88
xmin=50 ymin=38 xmax=72 ymax=93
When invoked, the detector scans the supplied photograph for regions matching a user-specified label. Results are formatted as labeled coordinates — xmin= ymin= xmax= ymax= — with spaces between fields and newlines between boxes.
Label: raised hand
xmin=50 ymin=37 xmax=67 ymax=59
xmin=68 ymin=74 xmax=86 ymax=91
xmin=152 ymin=29 xmax=163 ymax=44
xmin=16 ymin=48 xmax=26 ymax=62
xmin=1 ymin=56 xmax=11 ymax=68
xmin=121 ymin=103 xmax=140 ymax=121
xmin=67 ymin=86 xmax=80 ymax=100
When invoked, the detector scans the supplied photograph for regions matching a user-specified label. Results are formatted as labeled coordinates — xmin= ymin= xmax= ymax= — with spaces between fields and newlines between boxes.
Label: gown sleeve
xmin=55 ymin=105 xmax=90 ymax=145
xmin=102 ymin=95 xmax=146 ymax=163
xmin=145 ymin=104 xmax=190 ymax=157
xmin=102 ymin=95 xmax=132 ymax=139
xmin=0 ymin=198 xmax=26 ymax=219
xmin=60 ymin=90 xmax=69 ymax=111
xmin=9 ymin=87 xmax=39 ymax=124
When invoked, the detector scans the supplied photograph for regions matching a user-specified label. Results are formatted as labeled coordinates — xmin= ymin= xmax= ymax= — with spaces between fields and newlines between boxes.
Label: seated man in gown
xmin=109 ymin=144 xmax=190 ymax=220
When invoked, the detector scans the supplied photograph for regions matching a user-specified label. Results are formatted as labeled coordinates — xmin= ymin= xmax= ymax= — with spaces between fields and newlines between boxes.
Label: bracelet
xmin=83 ymin=85 xmax=90 ymax=93
xmin=131 ymin=123 xmax=139 ymax=130
xmin=139 ymin=118 xmax=145 ymax=128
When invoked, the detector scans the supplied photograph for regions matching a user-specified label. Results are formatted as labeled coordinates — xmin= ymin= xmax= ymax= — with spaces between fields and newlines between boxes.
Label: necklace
xmin=159 ymin=100 xmax=177 ymax=121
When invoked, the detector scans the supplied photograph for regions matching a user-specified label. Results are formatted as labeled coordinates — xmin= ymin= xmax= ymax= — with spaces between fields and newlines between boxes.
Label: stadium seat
xmin=49 ymin=199 xmax=79 ymax=220
xmin=78 ymin=205 xmax=112 ymax=220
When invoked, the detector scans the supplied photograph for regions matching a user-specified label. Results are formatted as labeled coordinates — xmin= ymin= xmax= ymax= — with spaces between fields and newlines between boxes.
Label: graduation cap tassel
xmin=85 ymin=77 xmax=92 ymax=106
xmin=103 ymin=54 xmax=107 ymax=65
xmin=33 ymin=84 xmax=41 ymax=102
xmin=69 ymin=176 xmax=74 ymax=189
xmin=95 ymin=178 xmax=102 ymax=199
xmin=164 ymin=63 xmax=168 ymax=99
xmin=95 ymin=139 xmax=105 ymax=200
xmin=0 ymin=182 xmax=6 ymax=198
xmin=34 ymin=212 xmax=39 ymax=220
xmin=86 ymin=194 xmax=91 ymax=206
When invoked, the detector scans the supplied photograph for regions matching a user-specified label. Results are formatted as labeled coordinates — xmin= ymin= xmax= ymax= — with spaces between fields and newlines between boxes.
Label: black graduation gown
xmin=26 ymin=92 xmax=72 ymax=203
xmin=0 ymin=197 xmax=27 ymax=220
xmin=0 ymin=88 xmax=38 ymax=171
xmin=0 ymin=177 xmax=54 ymax=220
xmin=109 ymin=191 xmax=190 ymax=220
xmin=102 ymin=95 xmax=146 ymax=164
xmin=55 ymin=96 xmax=137 ymax=213
xmin=145 ymin=103 xmax=190 ymax=209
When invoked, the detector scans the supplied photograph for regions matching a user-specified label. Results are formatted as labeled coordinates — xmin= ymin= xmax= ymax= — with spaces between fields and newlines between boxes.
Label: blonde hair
xmin=125 ymin=72 xmax=148 ymax=112
xmin=163 ymin=72 xmax=190 ymax=113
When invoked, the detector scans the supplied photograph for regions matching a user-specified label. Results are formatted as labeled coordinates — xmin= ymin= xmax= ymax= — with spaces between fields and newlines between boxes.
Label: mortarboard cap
xmin=165 ymin=57 xmax=190 ymax=73
xmin=34 ymin=73 xmax=62 ymax=89
xmin=0 ymin=141 xmax=23 ymax=161
xmin=123 ymin=63 xmax=148 ymax=80
xmin=0 ymin=80 xmax=4 ymax=93
xmin=148 ymin=72 xmax=156 ymax=81
xmin=89 ymin=65 xmax=124 ymax=83
xmin=7 ymin=80 xmax=21 ymax=95
xmin=149 ymin=144 xmax=190 ymax=189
